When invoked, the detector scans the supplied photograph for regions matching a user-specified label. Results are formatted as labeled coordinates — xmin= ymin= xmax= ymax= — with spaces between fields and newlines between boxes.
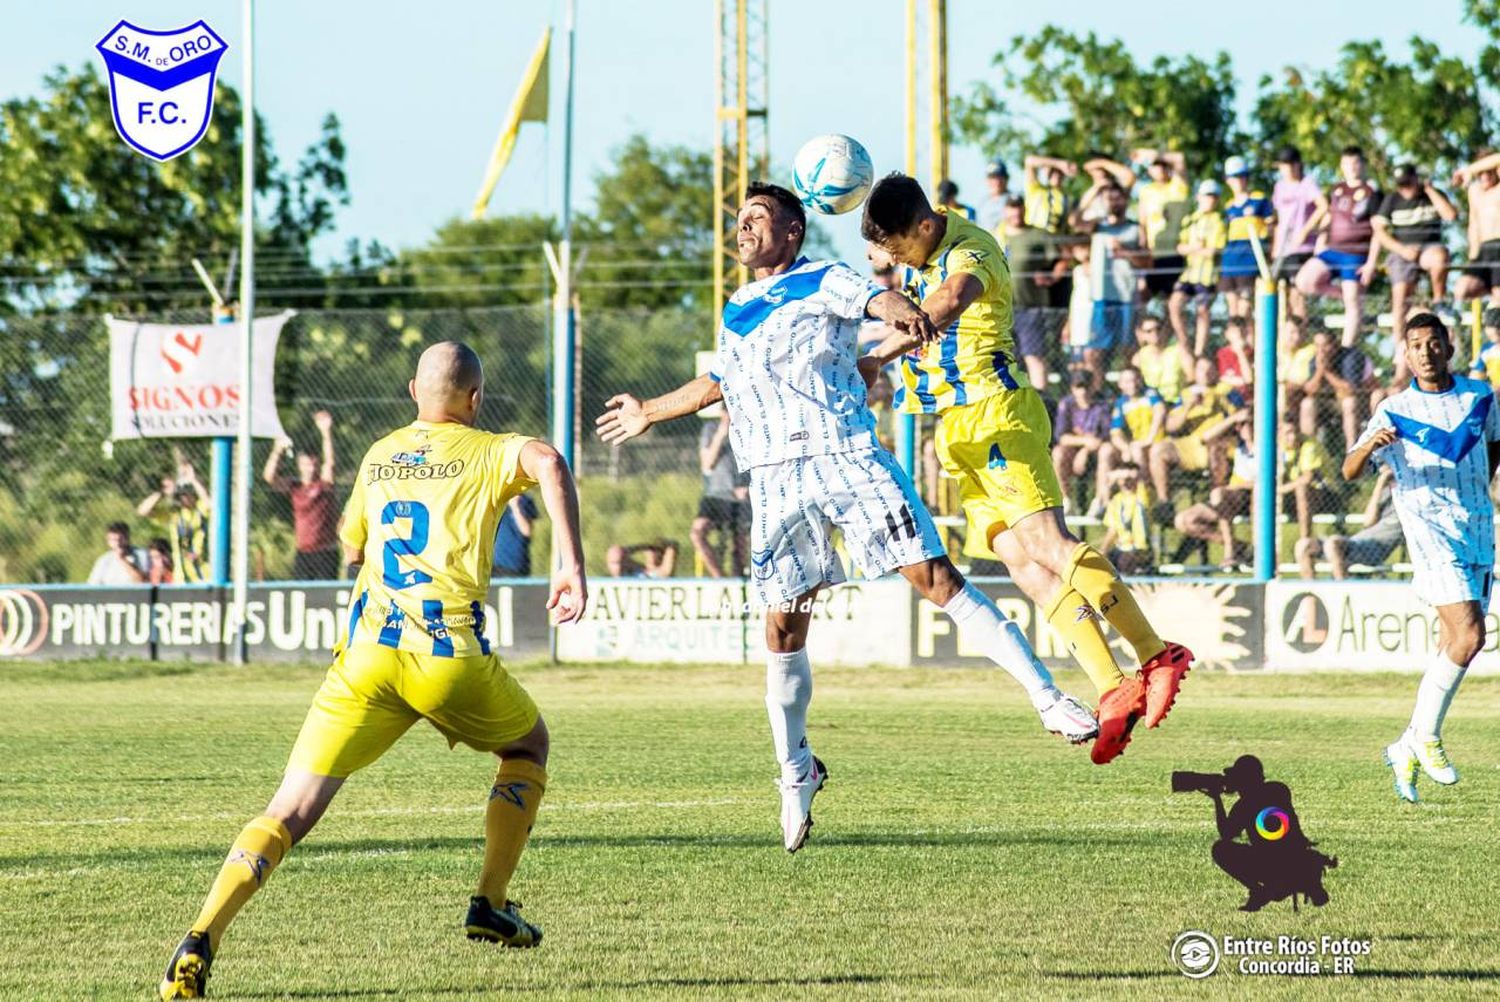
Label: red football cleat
xmin=1091 ymin=675 xmax=1146 ymax=765
xmin=1141 ymin=641 xmax=1193 ymax=728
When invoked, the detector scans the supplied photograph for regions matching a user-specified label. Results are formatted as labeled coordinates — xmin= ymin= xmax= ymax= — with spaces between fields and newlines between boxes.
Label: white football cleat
xmin=1411 ymin=734 xmax=1459 ymax=786
xmin=1384 ymin=737 xmax=1420 ymax=803
xmin=778 ymin=756 xmax=826 ymax=853
xmin=1037 ymin=691 xmax=1099 ymax=744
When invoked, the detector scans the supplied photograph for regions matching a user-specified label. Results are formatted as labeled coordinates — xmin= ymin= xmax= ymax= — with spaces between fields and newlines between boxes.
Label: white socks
xmin=1409 ymin=651 xmax=1468 ymax=741
xmin=942 ymin=582 xmax=1058 ymax=710
xmin=766 ymin=648 xmax=814 ymax=783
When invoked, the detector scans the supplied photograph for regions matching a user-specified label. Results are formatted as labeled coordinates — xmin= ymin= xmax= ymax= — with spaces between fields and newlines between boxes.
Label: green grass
xmin=2 ymin=662 xmax=1498 ymax=1000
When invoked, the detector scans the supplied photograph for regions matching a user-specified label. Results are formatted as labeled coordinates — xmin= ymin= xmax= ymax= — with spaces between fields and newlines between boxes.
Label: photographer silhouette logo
xmin=1173 ymin=755 xmax=1337 ymax=912
xmin=1172 ymin=931 xmax=1221 ymax=979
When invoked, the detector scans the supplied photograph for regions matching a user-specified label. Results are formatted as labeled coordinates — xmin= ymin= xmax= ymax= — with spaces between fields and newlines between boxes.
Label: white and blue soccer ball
xmin=792 ymin=134 xmax=874 ymax=215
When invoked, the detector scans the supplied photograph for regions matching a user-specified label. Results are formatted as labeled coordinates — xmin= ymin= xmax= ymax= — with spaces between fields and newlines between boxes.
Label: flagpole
xmin=551 ymin=0 xmax=576 ymax=467
xmin=233 ymin=0 xmax=256 ymax=663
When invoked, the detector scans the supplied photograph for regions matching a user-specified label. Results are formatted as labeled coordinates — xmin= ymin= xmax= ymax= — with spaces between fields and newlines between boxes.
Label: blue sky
xmin=5 ymin=2 xmax=1487 ymax=264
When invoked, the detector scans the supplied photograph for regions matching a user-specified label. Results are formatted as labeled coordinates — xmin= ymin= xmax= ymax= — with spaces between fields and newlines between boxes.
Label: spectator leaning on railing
xmin=262 ymin=409 xmax=340 ymax=580
xmin=1294 ymin=145 xmax=1382 ymax=349
xmin=1453 ymin=150 xmax=1500 ymax=307
xmin=1003 ymin=195 xmax=1057 ymax=391
xmin=1169 ymin=179 xmax=1225 ymax=357
xmin=1131 ymin=148 xmax=1190 ymax=304
xmin=607 ymin=541 xmax=677 ymax=579
xmin=86 ymin=521 xmax=148 ymax=585
xmin=1373 ymin=163 xmax=1458 ymax=379
xmin=136 ymin=463 xmax=211 ymax=584
xmin=1072 ymin=181 xmax=1150 ymax=378
xmin=1272 ymin=145 xmax=1321 ymax=320
xmin=1219 ymin=155 xmax=1275 ymax=326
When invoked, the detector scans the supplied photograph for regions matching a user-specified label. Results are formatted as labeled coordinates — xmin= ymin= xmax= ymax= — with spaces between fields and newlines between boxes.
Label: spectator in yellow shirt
xmin=1169 ymin=180 xmax=1227 ymax=357
xmin=135 ymin=463 xmax=212 ymax=584
xmin=1022 ymin=154 xmax=1076 ymax=234
xmin=1278 ymin=422 xmax=1337 ymax=542
xmin=1098 ymin=465 xmax=1154 ymax=575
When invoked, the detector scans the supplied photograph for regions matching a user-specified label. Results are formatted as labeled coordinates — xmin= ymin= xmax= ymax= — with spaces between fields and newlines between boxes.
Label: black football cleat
xmin=465 ymin=896 xmax=543 ymax=947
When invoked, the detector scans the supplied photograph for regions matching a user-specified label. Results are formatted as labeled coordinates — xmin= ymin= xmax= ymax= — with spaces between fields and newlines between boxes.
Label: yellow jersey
xmin=340 ymin=421 xmax=536 ymax=657
xmin=1111 ymin=388 xmax=1166 ymax=443
xmin=1137 ymin=176 xmax=1191 ymax=251
xmin=1103 ymin=491 xmax=1150 ymax=552
xmin=897 ymin=209 xmax=1027 ymax=415
xmin=1470 ymin=340 xmax=1500 ymax=388
xmin=1178 ymin=209 xmax=1227 ymax=286
xmin=1284 ymin=437 xmax=1336 ymax=487
xmin=1024 ymin=181 xmax=1069 ymax=234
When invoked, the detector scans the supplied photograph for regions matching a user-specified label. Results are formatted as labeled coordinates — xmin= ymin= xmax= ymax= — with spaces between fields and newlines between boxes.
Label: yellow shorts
xmin=935 ymin=388 xmax=1063 ymax=558
xmin=1173 ymin=434 xmax=1210 ymax=471
xmin=287 ymin=645 xmax=539 ymax=778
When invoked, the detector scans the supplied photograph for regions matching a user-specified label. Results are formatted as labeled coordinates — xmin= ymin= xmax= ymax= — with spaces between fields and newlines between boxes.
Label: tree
xmin=1251 ymin=40 xmax=1492 ymax=181
xmin=951 ymin=27 xmax=1243 ymax=183
xmin=0 ymin=63 xmax=347 ymax=315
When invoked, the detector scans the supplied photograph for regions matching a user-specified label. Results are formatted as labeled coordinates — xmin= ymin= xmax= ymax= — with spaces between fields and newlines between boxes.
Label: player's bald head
xmin=410 ymin=341 xmax=484 ymax=422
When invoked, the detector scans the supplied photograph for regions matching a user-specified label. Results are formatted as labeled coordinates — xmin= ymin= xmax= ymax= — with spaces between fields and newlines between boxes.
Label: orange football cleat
xmin=1091 ymin=675 xmax=1146 ymax=765
xmin=1141 ymin=642 xmax=1193 ymax=728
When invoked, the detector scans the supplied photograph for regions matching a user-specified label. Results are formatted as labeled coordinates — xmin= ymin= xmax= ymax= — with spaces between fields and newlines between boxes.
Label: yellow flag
xmin=472 ymin=27 xmax=550 ymax=219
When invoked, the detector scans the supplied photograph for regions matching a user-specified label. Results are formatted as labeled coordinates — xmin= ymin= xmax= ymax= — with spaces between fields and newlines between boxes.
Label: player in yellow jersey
xmin=861 ymin=174 xmax=1194 ymax=765
xmin=158 ymin=343 xmax=587 ymax=1000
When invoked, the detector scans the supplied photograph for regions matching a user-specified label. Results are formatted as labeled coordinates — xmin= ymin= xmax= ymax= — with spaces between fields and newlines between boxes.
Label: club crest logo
xmin=96 ymin=20 xmax=228 ymax=162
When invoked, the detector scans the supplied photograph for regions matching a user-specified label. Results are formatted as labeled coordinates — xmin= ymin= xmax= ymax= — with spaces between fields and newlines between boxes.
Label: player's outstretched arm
xmin=521 ymin=440 xmax=587 ymax=624
xmin=595 ymin=375 xmax=723 ymax=446
xmin=866 ymin=289 xmax=939 ymax=351
xmin=1342 ymin=427 xmax=1396 ymax=481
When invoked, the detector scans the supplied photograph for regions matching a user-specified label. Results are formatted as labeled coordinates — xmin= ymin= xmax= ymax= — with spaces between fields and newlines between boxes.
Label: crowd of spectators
xmin=930 ymin=143 xmax=1500 ymax=574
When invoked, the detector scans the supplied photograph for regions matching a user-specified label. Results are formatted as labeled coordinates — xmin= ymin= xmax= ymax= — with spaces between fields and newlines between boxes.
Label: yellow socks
xmin=1043 ymin=587 xmax=1125 ymax=696
xmin=477 ymin=759 xmax=548 ymax=905
xmin=1064 ymin=543 xmax=1166 ymax=665
xmin=192 ymin=816 xmax=292 ymax=947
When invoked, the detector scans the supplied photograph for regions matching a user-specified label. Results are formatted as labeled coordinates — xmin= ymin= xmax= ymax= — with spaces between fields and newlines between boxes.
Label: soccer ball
xmin=792 ymin=134 xmax=874 ymax=215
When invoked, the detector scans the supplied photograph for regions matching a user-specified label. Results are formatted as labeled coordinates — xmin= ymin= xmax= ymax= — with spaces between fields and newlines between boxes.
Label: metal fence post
xmin=1254 ymin=279 xmax=1278 ymax=582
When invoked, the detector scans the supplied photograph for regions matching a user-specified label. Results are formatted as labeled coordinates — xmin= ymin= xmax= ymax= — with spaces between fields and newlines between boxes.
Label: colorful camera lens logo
xmin=1255 ymin=807 xmax=1290 ymax=841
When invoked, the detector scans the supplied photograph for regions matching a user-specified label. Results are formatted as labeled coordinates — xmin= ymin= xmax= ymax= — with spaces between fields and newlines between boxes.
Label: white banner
xmin=1264 ymin=580 xmax=1500 ymax=673
xmin=556 ymin=579 xmax=913 ymax=665
xmin=107 ymin=314 xmax=290 ymax=440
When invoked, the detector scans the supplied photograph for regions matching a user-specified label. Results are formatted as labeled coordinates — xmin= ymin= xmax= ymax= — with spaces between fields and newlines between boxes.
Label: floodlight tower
xmin=713 ymin=0 xmax=769 ymax=319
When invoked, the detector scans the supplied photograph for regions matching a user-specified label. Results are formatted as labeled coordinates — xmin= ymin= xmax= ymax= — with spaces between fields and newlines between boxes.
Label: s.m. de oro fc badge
xmin=95 ymin=20 xmax=228 ymax=162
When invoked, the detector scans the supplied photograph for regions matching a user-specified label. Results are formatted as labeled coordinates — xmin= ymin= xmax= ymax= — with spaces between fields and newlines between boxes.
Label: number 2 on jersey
xmin=381 ymin=500 xmax=434 ymax=590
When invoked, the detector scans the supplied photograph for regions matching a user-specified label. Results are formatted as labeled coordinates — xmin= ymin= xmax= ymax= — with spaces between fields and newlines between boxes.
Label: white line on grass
xmin=9 ymin=796 xmax=748 ymax=831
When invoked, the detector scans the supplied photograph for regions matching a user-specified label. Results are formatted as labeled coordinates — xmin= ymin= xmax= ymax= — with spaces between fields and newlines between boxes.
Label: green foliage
xmin=1251 ymin=40 xmax=1493 ymax=181
xmin=0 ymin=64 xmax=347 ymax=314
xmin=952 ymin=27 xmax=1243 ymax=182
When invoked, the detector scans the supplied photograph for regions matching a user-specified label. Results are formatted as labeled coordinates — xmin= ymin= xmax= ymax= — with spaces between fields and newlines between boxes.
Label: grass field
xmin=3 ymin=661 xmax=1499 ymax=1000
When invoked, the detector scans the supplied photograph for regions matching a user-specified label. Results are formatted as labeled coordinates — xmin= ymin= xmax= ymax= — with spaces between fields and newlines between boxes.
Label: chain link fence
xmin=0 ymin=279 xmax=1489 ymax=585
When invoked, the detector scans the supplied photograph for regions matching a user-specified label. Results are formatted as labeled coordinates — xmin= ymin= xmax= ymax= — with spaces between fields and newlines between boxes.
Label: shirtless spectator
xmin=1453 ymin=151 xmax=1500 ymax=307
xmin=1373 ymin=164 xmax=1458 ymax=377
xmin=1294 ymin=146 xmax=1382 ymax=348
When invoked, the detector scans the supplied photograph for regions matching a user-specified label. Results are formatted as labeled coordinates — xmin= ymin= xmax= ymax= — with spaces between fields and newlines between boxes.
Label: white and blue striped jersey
xmin=710 ymin=257 xmax=883 ymax=469
xmin=1352 ymin=375 xmax=1500 ymax=569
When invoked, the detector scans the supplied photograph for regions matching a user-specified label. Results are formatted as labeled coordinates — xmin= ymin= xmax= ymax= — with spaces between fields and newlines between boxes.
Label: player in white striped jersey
xmin=596 ymin=183 xmax=1097 ymax=852
xmin=1343 ymin=313 xmax=1500 ymax=802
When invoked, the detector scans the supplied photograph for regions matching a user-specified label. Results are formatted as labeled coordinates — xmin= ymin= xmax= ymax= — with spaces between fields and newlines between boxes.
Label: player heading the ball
xmin=596 ymin=181 xmax=1097 ymax=854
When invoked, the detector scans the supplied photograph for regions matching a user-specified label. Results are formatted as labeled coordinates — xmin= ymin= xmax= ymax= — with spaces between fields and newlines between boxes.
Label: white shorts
xmin=748 ymin=449 xmax=945 ymax=605
xmin=1413 ymin=559 xmax=1494 ymax=608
